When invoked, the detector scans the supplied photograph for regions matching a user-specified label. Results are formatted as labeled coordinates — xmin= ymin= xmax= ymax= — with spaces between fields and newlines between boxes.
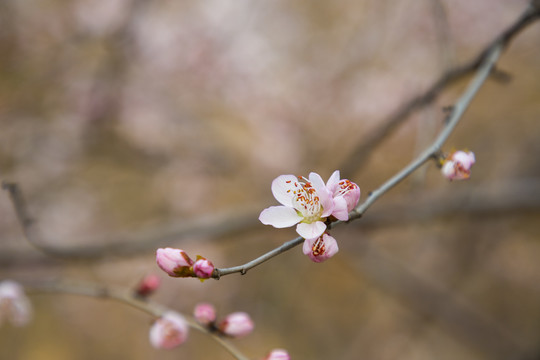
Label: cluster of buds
xmin=151 ymin=303 xmax=288 ymax=358
xmin=440 ymin=150 xmax=476 ymax=181
xmin=156 ymin=248 xmax=214 ymax=280
xmin=0 ymin=280 xmax=32 ymax=327
xmin=259 ymin=170 xmax=360 ymax=263
xmin=193 ymin=303 xmax=254 ymax=338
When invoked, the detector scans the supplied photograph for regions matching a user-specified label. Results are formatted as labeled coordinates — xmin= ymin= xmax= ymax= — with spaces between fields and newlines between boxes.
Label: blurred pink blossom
xmin=156 ymin=248 xmax=194 ymax=277
xmin=302 ymin=233 xmax=339 ymax=263
xmin=264 ymin=349 xmax=290 ymax=360
xmin=0 ymin=280 xmax=32 ymax=327
xmin=135 ymin=274 xmax=161 ymax=297
xmin=193 ymin=257 xmax=215 ymax=279
xmin=441 ymin=151 xmax=476 ymax=181
xmin=193 ymin=303 xmax=217 ymax=325
xmin=149 ymin=311 xmax=189 ymax=349
xmin=259 ymin=172 xmax=334 ymax=239
xmin=219 ymin=312 xmax=254 ymax=338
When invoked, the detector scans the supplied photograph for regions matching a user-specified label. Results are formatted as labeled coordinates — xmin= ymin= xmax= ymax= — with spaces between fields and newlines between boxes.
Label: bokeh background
xmin=1 ymin=0 xmax=540 ymax=359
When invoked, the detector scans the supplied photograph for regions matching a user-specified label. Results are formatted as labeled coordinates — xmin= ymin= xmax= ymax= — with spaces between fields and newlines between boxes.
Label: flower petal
xmin=296 ymin=221 xmax=326 ymax=239
xmin=331 ymin=196 xmax=349 ymax=221
xmin=326 ymin=170 xmax=341 ymax=193
xmin=259 ymin=206 xmax=302 ymax=228
xmin=271 ymin=175 xmax=300 ymax=207
xmin=309 ymin=172 xmax=334 ymax=217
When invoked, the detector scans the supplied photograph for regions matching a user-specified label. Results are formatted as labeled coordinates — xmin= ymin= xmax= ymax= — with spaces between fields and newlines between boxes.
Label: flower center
xmin=290 ymin=179 xmax=323 ymax=223
xmin=335 ymin=179 xmax=358 ymax=196
xmin=311 ymin=236 xmax=326 ymax=256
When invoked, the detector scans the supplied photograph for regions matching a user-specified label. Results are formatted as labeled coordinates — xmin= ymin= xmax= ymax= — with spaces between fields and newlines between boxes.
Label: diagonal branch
xmin=212 ymin=19 xmax=507 ymax=279
xmin=339 ymin=2 xmax=540 ymax=177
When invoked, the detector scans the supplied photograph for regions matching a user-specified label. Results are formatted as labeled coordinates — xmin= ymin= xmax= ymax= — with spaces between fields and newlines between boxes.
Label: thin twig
xmin=211 ymin=25 xmax=505 ymax=279
xmin=339 ymin=3 xmax=540 ymax=177
xmin=25 ymin=281 xmax=250 ymax=360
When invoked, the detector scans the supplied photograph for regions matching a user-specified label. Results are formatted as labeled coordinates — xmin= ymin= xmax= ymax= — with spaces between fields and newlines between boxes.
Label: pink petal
xmin=296 ymin=221 xmax=326 ymax=239
xmin=259 ymin=206 xmax=302 ymax=228
xmin=326 ymin=170 xmax=341 ymax=193
xmin=331 ymin=196 xmax=349 ymax=221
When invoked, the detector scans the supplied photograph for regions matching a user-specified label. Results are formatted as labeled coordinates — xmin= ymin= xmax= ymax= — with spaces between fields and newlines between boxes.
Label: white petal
xmin=326 ymin=170 xmax=340 ymax=192
xmin=296 ymin=221 xmax=326 ymax=239
xmin=309 ymin=172 xmax=334 ymax=217
xmin=271 ymin=175 xmax=299 ymax=207
xmin=259 ymin=206 xmax=302 ymax=228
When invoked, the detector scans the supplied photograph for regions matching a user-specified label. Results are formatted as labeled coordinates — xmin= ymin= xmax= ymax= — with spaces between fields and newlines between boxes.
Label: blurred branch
xmin=26 ymin=281 xmax=250 ymax=360
xmin=339 ymin=2 xmax=540 ymax=177
xmin=1 ymin=180 xmax=258 ymax=259
xmin=346 ymin=243 xmax=532 ymax=360
xmin=2 ymin=179 xmax=539 ymax=268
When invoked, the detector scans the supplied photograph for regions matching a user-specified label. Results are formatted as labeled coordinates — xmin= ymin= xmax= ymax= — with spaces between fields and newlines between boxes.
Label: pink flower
xmin=156 ymin=248 xmax=194 ymax=277
xmin=259 ymin=173 xmax=334 ymax=239
xmin=302 ymin=233 xmax=339 ymax=263
xmin=0 ymin=280 xmax=32 ymax=327
xmin=264 ymin=349 xmax=291 ymax=360
xmin=219 ymin=312 xmax=254 ymax=338
xmin=135 ymin=274 xmax=161 ymax=297
xmin=194 ymin=303 xmax=217 ymax=325
xmin=325 ymin=170 xmax=360 ymax=221
xmin=149 ymin=311 xmax=189 ymax=349
xmin=441 ymin=150 xmax=476 ymax=180
xmin=193 ymin=257 xmax=214 ymax=279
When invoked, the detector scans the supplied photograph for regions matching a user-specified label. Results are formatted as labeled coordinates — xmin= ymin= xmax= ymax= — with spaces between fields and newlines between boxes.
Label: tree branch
xmin=211 ymin=19 xmax=506 ymax=279
xmin=339 ymin=2 xmax=540 ymax=177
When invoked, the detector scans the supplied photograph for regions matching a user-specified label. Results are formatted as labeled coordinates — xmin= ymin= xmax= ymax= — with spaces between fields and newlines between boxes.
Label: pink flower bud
xmin=135 ymin=274 xmax=161 ymax=297
xmin=149 ymin=311 xmax=189 ymax=349
xmin=156 ymin=248 xmax=194 ymax=277
xmin=193 ymin=257 xmax=214 ymax=279
xmin=264 ymin=349 xmax=290 ymax=360
xmin=0 ymin=280 xmax=32 ymax=327
xmin=219 ymin=312 xmax=254 ymax=338
xmin=441 ymin=150 xmax=476 ymax=180
xmin=325 ymin=171 xmax=361 ymax=221
xmin=193 ymin=303 xmax=217 ymax=325
xmin=302 ymin=233 xmax=339 ymax=263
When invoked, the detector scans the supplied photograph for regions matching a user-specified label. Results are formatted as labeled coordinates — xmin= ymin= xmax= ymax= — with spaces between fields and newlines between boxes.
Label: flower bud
xmin=219 ymin=312 xmax=254 ymax=338
xmin=302 ymin=233 xmax=339 ymax=263
xmin=193 ymin=303 xmax=217 ymax=326
xmin=135 ymin=274 xmax=161 ymax=297
xmin=441 ymin=150 xmax=475 ymax=180
xmin=264 ymin=349 xmax=291 ymax=360
xmin=156 ymin=248 xmax=194 ymax=277
xmin=325 ymin=171 xmax=361 ymax=221
xmin=0 ymin=280 xmax=32 ymax=327
xmin=149 ymin=311 xmax=189 ymax=349
xmin=193 ymin=257 xmax=214 ymax=279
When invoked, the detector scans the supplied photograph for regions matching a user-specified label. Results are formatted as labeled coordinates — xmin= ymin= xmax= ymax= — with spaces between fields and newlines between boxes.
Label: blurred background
xmin=1 ymin=0 xmax=540 ymax=359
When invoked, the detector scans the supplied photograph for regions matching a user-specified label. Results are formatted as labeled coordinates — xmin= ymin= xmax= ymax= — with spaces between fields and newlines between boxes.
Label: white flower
xmin=259 ymin=173 xmax=334 ymax=239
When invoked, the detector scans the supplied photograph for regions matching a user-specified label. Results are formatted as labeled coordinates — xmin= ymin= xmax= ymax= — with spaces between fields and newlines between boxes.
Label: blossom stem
xmin=25 ymin=281 xmax=250 ymax=360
